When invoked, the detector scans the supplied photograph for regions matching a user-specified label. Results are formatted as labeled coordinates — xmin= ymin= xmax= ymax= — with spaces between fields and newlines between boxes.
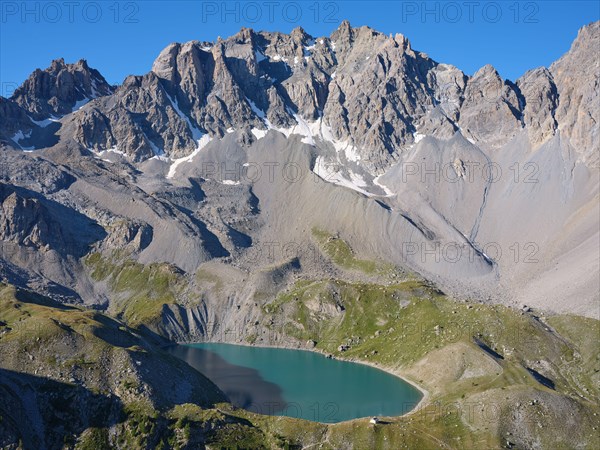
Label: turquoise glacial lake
xmin=167 ymin=343 xmax=423 ymax=423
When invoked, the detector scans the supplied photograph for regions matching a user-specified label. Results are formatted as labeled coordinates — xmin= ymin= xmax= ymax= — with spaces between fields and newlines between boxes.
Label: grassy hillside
xmin=2 ymin=231 xmax=597 ymax=449
xmin=86 ymin=252 xmax=185 ymax=327
xmin=258 ymin=277 xmax=599 ymax=448
xmin=0 ymin=283 xmax=291 ymax=449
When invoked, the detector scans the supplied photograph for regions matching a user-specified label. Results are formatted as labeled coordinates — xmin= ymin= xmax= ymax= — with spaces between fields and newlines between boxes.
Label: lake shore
xmin=168 ymin=338 xmax=430 ymax=423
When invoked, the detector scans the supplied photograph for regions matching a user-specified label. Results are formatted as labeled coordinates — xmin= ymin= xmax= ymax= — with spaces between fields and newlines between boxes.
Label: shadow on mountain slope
xmin=0 ymin=368 xmax=125 ymax=450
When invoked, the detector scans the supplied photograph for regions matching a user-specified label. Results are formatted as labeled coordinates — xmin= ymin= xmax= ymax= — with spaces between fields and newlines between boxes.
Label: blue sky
xmin=1 ymin=1 xmax=598 ymax=96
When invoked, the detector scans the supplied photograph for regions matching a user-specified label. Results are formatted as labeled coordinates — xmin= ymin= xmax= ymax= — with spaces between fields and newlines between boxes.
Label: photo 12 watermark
xmin=1 ymin=1 xmax=141 ymax=24
xmin=201 ymin=1 xmax=340 ymax=24
xmin=401 ymin=1 xmax=540 ymax=24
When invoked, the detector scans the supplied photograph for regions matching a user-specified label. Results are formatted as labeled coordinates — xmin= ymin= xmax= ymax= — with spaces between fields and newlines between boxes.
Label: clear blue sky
xmin=1 ymin=1 xmax=598 ymax=96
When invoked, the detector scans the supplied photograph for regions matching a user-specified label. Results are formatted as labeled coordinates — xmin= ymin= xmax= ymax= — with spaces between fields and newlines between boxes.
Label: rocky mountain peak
xmin=151 ymin=42 xmax=182 ymax=81
xmin=393 ymin=33 xmax=411 ymax=51
xmin=74 ymin=58 xmax=91 ymax=71
xmin=49 ymin=57 xmax=66 ymax=71
xmin=290 ymin=26 xmax=312 ymax=44
xmin=2 ymin=21 xmax=598 ymax=170
xmin=236 ymin=26 xmax=255 ymax=42
xmin=570 ymin=20 xmax=599 ymax=53
xmin=332 ymin=19 xmax=353 ymax=40
xmin=473 ymin=64 xmax=500 ymax=79
xmin=10 ymin=58 xmax=114 ymax=120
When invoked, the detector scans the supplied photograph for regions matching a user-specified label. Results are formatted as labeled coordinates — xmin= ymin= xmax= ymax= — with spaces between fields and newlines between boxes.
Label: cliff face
xmin=4 ymin=22 xmax=597 ymax=170
xmin=550 ymin=21 xmax=600 ymax=166
xmin=11 ymin=58 xmax=114 ymax=120
xmin=0 ymin=22 xmax=598 ymax=318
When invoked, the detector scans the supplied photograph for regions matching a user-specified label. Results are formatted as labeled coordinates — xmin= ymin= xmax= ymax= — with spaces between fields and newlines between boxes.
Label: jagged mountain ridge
xmin=12 ymin=58 xmax=114 ymax=120
xmin=1 ymin=58 xmax=114 ymax=153
xmin=0 ymin=20 xmax=599 ymax=450
xmin=0 ymin=21 xmax=598 ymax=321
xmin=2 ymin=21 xmax=598 ymax=170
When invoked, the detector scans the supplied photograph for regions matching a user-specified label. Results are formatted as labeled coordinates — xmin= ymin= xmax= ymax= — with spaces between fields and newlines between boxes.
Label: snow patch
xmin=165 ymin=92 xmax=203 ymax=140
xmin=12 ymin=130 xmax=28 ymax=142
xmin=224 ymin=115 xmax=399 ymax=199
xmin=147 ymin=139 xmax=165 ymax=157
xmin=248 ymin=112 xmax=365 ymax=168
xmin=373 ymin=175 xmax=395 ymax=196
xmin=255 ymin=50 xmax=266 ymax=62
xmin=349 ymin=171 xmax=368 ymax=187
xmin=167 ymin=134 xmax=212 ymax=179
xmin=91 ymin=147 xmax=126 ymax=163
xmin=247 ymin=97 xmax=266 ymax=120
xmin=221 ymin=179 xmax=240 ymax=185
xmin=333 ymin=141 xmax=361 ymax=162
xmin=247 ymin=97 xmax=313 ymax=141
xmin=313 ymin=156 xmax=373 ymax=197
xmin=247 ymin=97 xmax=279 ymax=139
xmin=97 ymin=146 xmax=126 ymax=157
xmin=413 ymin=132 xmax=425 ymax=143
xmin=250 ymin=110 xmax=312 ymax=142
xmin=72 ymin=98 xmax=90 ymax=112
xmin=292 ymin=113 xmax=314 ymax=145
xmin=303 ymin=41 xmax=315 ymax=61
xmin=11 ymin=130 xmax=34 ymax=150
xmin=93 ymin=147 xmax=131 ymax=162
xmin=29 ymin=116 xmax=60 ymax=128
xmin=458 ymin=127 xmax=476 ymax=144
xmin=310 ymin=120 xmax=361 ymax=162
xmin=251 ymin=128 xmax=268 ymax=139
xmin=90 ymin=78 xmax=103 ymax=98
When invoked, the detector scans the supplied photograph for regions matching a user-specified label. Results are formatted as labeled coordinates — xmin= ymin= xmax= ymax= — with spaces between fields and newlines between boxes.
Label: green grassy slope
xmin=2 ymin=229 xmax=596 ymax=449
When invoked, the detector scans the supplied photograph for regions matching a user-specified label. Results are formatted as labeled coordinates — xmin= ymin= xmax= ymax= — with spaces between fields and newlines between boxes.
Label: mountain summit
xmin=3 ymin=21 xmax=598 ymax=169
xmin=0 ymin=21 xmax=598 ymax=318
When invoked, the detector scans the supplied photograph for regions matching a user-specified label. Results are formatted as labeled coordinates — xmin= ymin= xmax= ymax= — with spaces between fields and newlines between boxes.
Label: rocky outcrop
xmin=60 ymin=71 xmax=200 ymax=160
xmin=517 ymin=68 xmax=558 ymax=147
xmin=550 ymin=21 xmax=600 ymax=165
xmin=102 ymin=220 xmax=153 ymax=253
xmin=0 ymin=98 xmax=36 ymax=149
xmin=0 ymin=183 xmax=62 ymax=250
xmin=11 ymin=58 xmax=114 ymax=120
xmin=6 ymin=21 xmax=597 ymax=172
xmin=457 ymin=64 xmax=523 ymax=147
xmin=0 ymin=151 xmax=74 ymax=194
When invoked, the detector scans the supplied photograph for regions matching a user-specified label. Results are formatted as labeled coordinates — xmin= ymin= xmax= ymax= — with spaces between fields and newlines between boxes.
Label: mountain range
xmin=1 ymin=21 xmax=598 ymax=322
xmin=0 ymin=19 xmax=599 ymax=449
